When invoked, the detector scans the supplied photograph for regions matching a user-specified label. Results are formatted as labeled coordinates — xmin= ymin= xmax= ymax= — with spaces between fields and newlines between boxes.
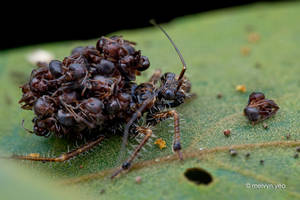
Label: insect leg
xmin=259 ymin=107 xmax=279 ymax=121
xmin=111 ymin=127 xmax=152 ymax=179
xmin=1 ymin=136 xmax=104 ymax=162
xmin=149 ymin=69 xmax=162 ymax=84
xmin=153 ymin=110 xmax=183 ymax=160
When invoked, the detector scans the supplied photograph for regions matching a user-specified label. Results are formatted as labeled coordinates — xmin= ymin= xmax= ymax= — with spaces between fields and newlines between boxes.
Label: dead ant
xmin=7 ymin=20 xmax=194 ymax=179
xmin=244 ymin=92 xmax=279 ymax=124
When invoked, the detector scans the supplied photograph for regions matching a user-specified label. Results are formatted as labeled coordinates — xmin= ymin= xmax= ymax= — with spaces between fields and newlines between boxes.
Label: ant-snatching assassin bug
xmin=7 ymin=20 xmax=193 ymax=179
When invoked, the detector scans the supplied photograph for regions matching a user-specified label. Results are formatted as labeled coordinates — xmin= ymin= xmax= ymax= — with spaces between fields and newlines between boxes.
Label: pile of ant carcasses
xmin=19 ymin=36 xmax=151 ymax=139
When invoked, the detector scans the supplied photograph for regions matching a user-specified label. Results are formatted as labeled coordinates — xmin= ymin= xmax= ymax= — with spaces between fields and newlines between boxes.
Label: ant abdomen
xmin=49 ymin=60 xmax=63 ymax=78
xmin=81 ymin=98 xmax=104 ymax=114
xmin=67 ymin=63 xmax=87 ymax=80
xmin=57 ymin=109 xmax=76 ymax=127
xmin=95 ymin=59 xmax=115 ymax=75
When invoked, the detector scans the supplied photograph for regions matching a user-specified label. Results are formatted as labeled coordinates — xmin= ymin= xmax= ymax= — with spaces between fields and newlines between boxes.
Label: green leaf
xmin=1 ymin=2 xmax=300 ymax=199
xmin=0 ymin=158 xmax=91 ymax=200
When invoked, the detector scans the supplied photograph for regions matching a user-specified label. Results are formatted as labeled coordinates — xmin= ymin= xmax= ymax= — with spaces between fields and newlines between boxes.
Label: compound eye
xmin=244 ymin=107 xmax=260 ymax=121
xmin=49 ymin=60 xmax=63 ymax=78
xmin=164 ymin=89 xmax=175 ymax=100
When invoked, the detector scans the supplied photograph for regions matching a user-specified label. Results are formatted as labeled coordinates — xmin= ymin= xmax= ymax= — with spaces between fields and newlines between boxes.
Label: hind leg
xmin=1 ymin=136 xmax=104 ymax=162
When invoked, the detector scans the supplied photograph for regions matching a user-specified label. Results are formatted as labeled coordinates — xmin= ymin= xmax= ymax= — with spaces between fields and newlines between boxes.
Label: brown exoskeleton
xmin=6 ymin=20 xmax=194 ymax=179
xmin=244 ymin=92 xmax=279 ymax=124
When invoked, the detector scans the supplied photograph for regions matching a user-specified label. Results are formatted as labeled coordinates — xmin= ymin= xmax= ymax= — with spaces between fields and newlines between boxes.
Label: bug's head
xmin=159 ymin=72 xmax=183 ymax=100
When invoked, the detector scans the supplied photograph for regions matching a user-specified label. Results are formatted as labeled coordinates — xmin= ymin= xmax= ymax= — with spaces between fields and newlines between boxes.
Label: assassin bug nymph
xmin=7 ymin=20 xmax=193 ymax=179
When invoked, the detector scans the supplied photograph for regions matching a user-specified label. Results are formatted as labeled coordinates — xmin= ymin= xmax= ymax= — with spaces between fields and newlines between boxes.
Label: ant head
xmin=33 ymin=118 xmax=50 ymax=137
xmin=33 ymin=96 xmax=55 ymax=117
xmin=244 ymin=107 xmax=260 ymax=122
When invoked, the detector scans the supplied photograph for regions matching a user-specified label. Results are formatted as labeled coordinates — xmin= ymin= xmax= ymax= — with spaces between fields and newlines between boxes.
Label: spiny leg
xmin=111 ymin=127 xmax=152 ymax=179
xmin=1 ymin=136 xmax=104 ymax=162
xmin=153 ymin=110 xmax=183 ymax=160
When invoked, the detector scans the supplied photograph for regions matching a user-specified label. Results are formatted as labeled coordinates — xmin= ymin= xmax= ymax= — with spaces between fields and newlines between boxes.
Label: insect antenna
xmin=150 ymin=19 xmax=187 ymax=91
xmin=21 ymin=119 xmax=34 ymax=134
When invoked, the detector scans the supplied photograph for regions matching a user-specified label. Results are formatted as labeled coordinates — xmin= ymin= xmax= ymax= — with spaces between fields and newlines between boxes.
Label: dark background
xmin=1 ymin=0 xmax=288 ymax=50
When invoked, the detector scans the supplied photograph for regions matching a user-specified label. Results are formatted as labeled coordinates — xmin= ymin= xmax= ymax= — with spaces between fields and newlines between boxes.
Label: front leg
xmin=152 ymin=110 xmax=183 ymax=160
xmin=111 ymin=127 xmax=153 ymax=179
xmin=111 ymin=110 xmax=183 ymax=179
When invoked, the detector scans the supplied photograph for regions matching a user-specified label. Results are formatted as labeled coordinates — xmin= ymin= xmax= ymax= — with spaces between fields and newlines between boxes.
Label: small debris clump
xmin=248 ymin=32 xmax=260 ymax=43
xmin=236 ymin=85 xmax=246 ymax=93
xmin=223 ymin=129 xmax=231 ymax=137
xmin=100 ymin=189 xmax=106 ymax=194
xmin=27 ymin=49 xmax=54 ymax=65
xmin=154 ymin=138 xmax=167 ymax=150
xmin=229 ymin=149 xmax=237 ymax=157
xmin=240 ymin=46 xmax=251 ymax=56
xmin=260 ymin=160 xmax=264 ymax=165
xmin=217 ymin=93 xmax=223 ymax=99
xmin=135 ymin=176 xmax=142 ymax=184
